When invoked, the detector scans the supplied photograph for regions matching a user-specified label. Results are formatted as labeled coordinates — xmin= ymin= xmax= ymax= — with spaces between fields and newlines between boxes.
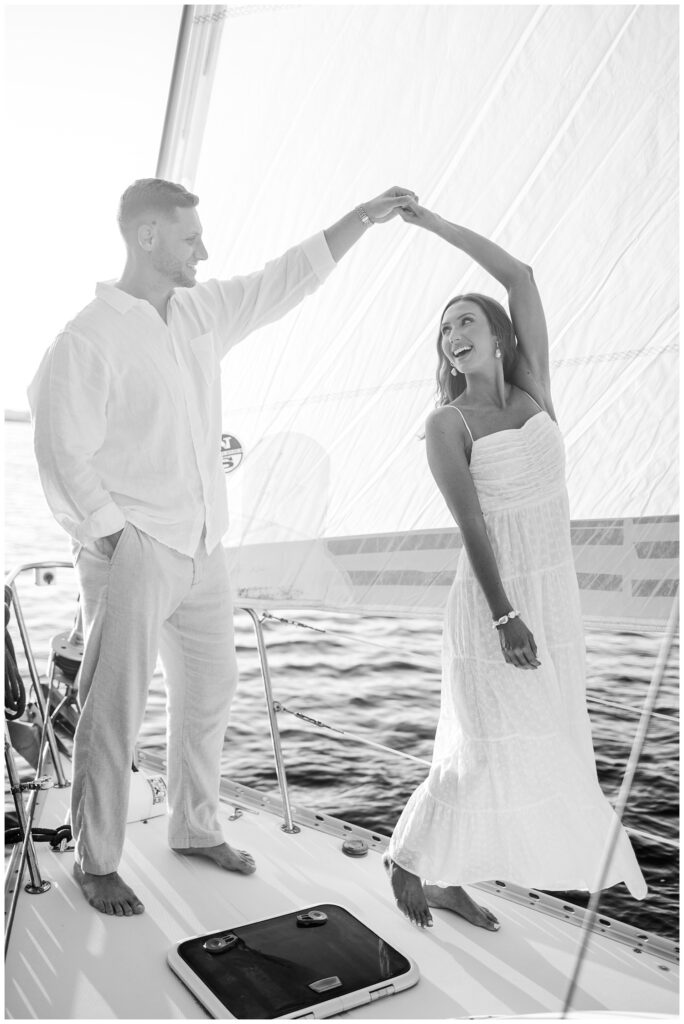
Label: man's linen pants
xmin=72 ymin=522 xmax=238 ymax=874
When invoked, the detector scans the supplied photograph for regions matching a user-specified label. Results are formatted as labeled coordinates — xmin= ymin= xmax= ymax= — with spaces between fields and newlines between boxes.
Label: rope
xmin=4 ymin=823 xmax=72 ymax=850
xmin=258 ymin=611 xmax=679 ymax=724
xmin=5 ymin=586 xmax=26 ymax=721
xmin=560 ymin=597 xmax=679 ymax=1017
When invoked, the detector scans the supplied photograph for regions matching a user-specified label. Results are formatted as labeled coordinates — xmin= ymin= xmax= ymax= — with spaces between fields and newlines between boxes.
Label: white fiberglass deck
xmin=5 ymin=766 xmax=678 ymax=1020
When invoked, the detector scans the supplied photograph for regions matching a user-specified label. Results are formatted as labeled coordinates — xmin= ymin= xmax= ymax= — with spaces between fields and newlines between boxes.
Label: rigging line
xmin=626 ymin=827 xmax=679 ymax=851
xmin=274 ymin=703 xmax=431 ymax=766
xmin=560 ymin=595 xmax=679 ymax=1018
xmin=277 ymin=702 xmax=679 ymax=852
xmin=586 ymin=695 xmax=677 ymax=726
xmin=258 ymin=613 xmax=679 ymax=724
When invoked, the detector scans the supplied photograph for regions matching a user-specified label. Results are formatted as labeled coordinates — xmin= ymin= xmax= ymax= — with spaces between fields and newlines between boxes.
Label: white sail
xmin=171 ymin=5 xmax=678 ymax=627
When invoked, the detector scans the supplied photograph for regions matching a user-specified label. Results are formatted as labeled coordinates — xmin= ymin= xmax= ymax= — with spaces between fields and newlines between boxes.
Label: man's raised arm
xmin=323 ymin=185 xmax=418 ymax=262
xmin=189 ymin=186 xmax=418 ymax=357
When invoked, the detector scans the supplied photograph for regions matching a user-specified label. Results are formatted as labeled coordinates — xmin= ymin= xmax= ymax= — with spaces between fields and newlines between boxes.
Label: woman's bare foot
xmin=172 ymin=842 xmax=256 ymax=874
xmin=424 ymin=883 xmax=500 ymax=931
xmin=73 ymin=863 xmax=144 ymax=916
xmin=383 ymin=854 xmax=433 ymax=928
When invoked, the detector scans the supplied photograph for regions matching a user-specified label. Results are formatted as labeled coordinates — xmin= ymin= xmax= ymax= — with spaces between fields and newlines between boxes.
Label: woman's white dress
xmin=388 ymin=408 xmax=647 ymax=897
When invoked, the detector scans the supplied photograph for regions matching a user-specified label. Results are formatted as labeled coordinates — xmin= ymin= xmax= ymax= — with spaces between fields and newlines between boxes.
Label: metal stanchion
xmin=8 ymin=584 xmax=68 ymax=788
xmin=241 ymin=607 xmax=300 ymax=834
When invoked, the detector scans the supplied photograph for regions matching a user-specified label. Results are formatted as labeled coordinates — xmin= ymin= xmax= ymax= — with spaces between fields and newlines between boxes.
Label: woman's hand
xmin=363 ymin=186 xmax=419 ymax=224
xmin=496 ymin=617 xmax=541 ymax=670
xmin=396 ymin=199 xmax=439 ymax=230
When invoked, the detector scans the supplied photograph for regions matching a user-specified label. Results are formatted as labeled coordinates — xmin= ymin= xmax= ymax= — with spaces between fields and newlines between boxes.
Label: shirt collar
xmin=95 ymin=280 xmax=156 ymax=315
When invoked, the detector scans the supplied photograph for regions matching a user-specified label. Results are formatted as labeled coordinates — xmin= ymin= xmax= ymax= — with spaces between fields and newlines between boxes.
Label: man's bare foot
xmin=172 ymin=842 xmax=256 ymax=874
xmin=73 ymin=862 xmax=144 ymax=916
xmin=383 ymin=854 xmax=433 ymax=928
xmin=424 ymin=883 xmax=500 ymax=931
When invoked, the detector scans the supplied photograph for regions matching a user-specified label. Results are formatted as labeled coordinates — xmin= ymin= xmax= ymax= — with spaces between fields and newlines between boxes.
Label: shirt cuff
xmin=301 ymin=231 xmax=337 ymax=282
xmin=77 ymin=502 xmax=127 ymax=542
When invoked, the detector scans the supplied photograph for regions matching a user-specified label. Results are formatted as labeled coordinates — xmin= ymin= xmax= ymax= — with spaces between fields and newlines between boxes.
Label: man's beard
xmin=153 ymin=251 xmax=195 ymax=288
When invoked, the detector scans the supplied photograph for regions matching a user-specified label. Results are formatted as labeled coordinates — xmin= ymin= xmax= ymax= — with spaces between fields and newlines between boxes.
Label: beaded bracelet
xmin=492 ymin=610 xmax=520 ymax=629
xmin=355 ymin=204 xmax=373 ymax=227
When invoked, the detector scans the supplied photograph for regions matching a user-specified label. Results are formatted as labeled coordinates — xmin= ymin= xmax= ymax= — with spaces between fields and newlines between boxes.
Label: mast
xmin=156 ymin=4 xmax=227 ymax=187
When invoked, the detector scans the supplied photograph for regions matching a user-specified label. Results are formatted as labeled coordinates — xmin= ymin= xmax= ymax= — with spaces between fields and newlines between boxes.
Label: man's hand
xmin=324 ymin=187 xmax=419 ymax=262
xmin=102 ymin=528 xmax=124 ymax=558
xmin=364 ymin=186 xmax=419 ymax=224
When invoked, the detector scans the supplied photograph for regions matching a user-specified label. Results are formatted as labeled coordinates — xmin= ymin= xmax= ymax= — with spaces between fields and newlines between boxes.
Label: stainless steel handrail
xmin=241 ymin=607 xmax=300 ymax=834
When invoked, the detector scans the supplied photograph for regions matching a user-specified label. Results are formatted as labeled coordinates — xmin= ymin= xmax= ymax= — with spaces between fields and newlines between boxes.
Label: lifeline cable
xmin=258 ymin=611 xmax=679 ymax=723
xmin=275 ymin=702 xmax=678 ymax=851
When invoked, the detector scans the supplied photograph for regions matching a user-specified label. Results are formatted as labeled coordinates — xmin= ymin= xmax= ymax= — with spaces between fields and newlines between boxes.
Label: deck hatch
xmin=168 ymin=903 xmax=418 ymax=1018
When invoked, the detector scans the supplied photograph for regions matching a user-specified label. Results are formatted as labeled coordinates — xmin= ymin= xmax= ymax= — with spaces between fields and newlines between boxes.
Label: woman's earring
xmin=450 ymin=365 xmax=458 ymax=376
xmin=495 ymin=340 xmax=502 ymax=360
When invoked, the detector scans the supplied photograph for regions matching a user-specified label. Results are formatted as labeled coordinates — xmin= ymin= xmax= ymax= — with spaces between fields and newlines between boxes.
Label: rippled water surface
xmin=5 ymin=421 xmax=679 ymax=940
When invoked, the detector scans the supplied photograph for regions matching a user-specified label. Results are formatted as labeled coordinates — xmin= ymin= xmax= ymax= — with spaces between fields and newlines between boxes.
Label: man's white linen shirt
xmin=28 ymin=233 xmax=336 ymax=558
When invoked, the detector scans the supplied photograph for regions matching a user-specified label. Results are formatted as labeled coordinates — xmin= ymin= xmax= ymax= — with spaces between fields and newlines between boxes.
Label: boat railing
xmin=4 ymin=561 xmax=679 ymax=964
xmin=240 ymin=597 xmax=680 ymax=1014
xmin=4 ymin=560 xmax=74 ymax=951
xmin=246 ymin=608 xmax=679 ymax=852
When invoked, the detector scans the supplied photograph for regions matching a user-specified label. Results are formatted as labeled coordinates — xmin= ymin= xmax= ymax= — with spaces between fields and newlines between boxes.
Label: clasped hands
xmin=363 ymin=186 xmax=419 ymax=223
xmin=363 ymin=187 xmax=436 ymax=230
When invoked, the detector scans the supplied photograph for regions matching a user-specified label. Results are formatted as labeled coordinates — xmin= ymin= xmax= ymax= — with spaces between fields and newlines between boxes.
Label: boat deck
xmin=5 ymin=763 xmax=678 ymax=1020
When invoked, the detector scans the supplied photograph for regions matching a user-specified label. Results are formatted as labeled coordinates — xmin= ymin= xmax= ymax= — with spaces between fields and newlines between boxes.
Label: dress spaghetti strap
xmin=444 ymin=404 xmax=475 ymax=444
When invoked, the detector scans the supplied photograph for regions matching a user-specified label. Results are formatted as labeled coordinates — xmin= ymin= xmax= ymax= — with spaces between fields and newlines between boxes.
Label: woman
xmin=385 ymin=202 xmax=647 ymax=931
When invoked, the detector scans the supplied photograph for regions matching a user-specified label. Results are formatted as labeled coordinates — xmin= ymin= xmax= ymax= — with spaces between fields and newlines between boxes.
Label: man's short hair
xmin=117 ymin=178 xmax=199 ymax=236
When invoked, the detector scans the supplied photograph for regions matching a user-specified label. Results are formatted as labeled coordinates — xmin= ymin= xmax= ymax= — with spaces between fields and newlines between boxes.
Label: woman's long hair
xmin=435 ymin=294 xmax=518 ymax=405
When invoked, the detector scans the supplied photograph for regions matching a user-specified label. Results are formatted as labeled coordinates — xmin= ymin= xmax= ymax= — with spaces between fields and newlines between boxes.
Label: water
xmin=4 ymin=420 xmax=679 ymax=940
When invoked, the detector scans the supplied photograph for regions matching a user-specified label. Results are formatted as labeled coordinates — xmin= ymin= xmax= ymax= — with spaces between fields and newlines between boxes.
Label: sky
xmin=4 ymin=4 xmax=182 ymax=410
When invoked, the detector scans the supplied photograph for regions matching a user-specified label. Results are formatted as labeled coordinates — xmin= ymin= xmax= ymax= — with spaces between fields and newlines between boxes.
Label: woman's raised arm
xmin=400 ymin=203 xmax=553 ymax=408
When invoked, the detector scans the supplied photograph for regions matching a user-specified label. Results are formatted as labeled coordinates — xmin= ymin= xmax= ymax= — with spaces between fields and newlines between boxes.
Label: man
xmin=28 ymin=178 xmax=416 ymax=917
